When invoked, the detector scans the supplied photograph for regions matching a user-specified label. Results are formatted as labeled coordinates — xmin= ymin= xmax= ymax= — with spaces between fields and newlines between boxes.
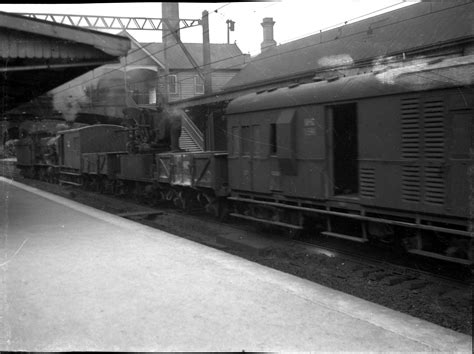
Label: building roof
xmin=226 ymin=55 xmax=474 ymax=114
xmin=127 ymin=41 xmax=249 ymax=70
xmin=0 ymin=11 xmax=130 ymax=113
xmin=224 ymin=0 xmax=474 ymax=90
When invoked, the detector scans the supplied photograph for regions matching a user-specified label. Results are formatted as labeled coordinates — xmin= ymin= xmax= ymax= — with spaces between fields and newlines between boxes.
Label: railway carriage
xmin=224 ymin=57 xmax=474 ymax=264
xmin=14 ymin=56 xmax=474 ymax=265
xmin=58 ymin=124 xmax=127 ymax=187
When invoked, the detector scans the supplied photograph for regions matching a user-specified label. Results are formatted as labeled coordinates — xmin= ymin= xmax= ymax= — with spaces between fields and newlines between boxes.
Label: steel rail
xmin=228 ymin=197 xmax=473 ymax=238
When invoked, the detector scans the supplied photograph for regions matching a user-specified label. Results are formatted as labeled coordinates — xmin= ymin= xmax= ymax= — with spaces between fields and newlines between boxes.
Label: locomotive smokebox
xmin=122 ymin=107 xmax=181 ymax=152
xmin=156 ymin=109 xmax=182 ymax=152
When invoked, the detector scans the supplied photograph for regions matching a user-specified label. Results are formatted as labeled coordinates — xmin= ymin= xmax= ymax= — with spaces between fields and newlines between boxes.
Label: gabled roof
xmin=116 ymin=30 xmax=166 ymax=69
xmin=126 ymin=40 xmax=249 ymax=70
xmin=224 ymin=0 xmax=474 ymax=90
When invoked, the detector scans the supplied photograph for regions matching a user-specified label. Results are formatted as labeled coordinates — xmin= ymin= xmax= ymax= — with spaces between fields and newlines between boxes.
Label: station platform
xmin=1 ymin=176 xmax=472 ymax=352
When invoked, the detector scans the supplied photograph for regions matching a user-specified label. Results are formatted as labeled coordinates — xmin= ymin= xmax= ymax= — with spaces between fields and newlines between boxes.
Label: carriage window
xmin=253 ymin=125 xmax=262 ymax=157
xmin=231 ymin=126 xmax=240 ymax=156
xmin=73 ymin=137 xmax=79 ymax=151
xmin=241 ymin=125 xmax=251 ymax=156
xmin=270 ymin=123 xmax=277 ymax=155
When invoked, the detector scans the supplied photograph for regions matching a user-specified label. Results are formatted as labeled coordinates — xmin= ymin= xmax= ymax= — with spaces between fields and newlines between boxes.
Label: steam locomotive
xmin=15 ymin=56 xmax=474 ymax=265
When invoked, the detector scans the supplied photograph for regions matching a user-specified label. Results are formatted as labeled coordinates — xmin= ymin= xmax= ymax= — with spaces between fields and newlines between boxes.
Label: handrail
xmin=180 ymin=110 xmax=204 ymax=150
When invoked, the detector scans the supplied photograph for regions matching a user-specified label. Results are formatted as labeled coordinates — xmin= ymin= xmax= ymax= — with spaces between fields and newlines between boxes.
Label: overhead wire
xmin=29 ymin=0 xmax=393 ymax=98
xmin=24 ymin=1 xmax=469 ymax=112
xmin=211 ymin=3 xmax=231 ymax=14
xmin=62 ymin=0 xmax=464 ymax=101
xmin=43 ymin=49 xmax=249 ymax=110
xmin=279 ymin=1 xmax=409 ymax=45
xmin=30 ymin=3 xmax=252 ymax=103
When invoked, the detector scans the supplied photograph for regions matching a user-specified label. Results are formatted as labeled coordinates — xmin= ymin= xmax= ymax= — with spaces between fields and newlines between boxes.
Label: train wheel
xmin=26 ymin=167 xmax=33 ymax=179
xmin=38 ymin=168 xmax=45 ymax=181
xmin=173 ymin=190 xmax=189 ymax=211
xmin=288 ymin=228 xmax=301 ymax=239
xmin=218 ymin=200 xmax=230 ymax=222
xmin=102 ymin=178 xmax=113 ymax=194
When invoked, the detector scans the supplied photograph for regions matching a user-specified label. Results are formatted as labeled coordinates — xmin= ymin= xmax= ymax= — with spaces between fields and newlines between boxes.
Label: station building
xmin=169 ymin=0 xmax=474 ymax=151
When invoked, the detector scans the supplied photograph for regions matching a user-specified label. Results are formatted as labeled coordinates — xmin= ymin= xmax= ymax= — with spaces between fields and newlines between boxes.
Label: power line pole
xmin=202 ymin=10 xmax=212 ymax=95
xmin=226 ymin=19 xmax=235 ymax=44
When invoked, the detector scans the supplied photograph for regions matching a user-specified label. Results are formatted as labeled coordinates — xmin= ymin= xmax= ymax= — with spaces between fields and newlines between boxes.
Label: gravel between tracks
xmin=6 ymin=175 xmax=473 ymax=336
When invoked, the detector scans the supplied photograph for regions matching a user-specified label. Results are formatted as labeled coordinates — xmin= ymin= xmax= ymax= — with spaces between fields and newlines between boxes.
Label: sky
xmin=1 ymin=1 xmax=418 ymax=56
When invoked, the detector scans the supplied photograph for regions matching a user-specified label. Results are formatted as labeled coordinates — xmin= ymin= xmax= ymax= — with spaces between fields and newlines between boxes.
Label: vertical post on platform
xmin=162 ymin=32 xmax=170 ymax=107
xmin=162 ymin=2 xmax=181 ymax=107
xmin=202 ymin=10 xmax=212 ymax=95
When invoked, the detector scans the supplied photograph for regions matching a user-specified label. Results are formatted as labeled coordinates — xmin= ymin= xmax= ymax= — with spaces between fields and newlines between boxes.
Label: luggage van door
xmin=327 ymin=103 xmax=359 ymax=197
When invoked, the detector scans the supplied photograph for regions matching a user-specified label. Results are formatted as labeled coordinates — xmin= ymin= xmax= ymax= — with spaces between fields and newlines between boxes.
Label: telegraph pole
xmin=162 ymin=3 xmax=181 ymax=107
xmin=202 ymin=10 xmax=212 ymax=95
xmin=226 ymin=19 xmax=235 ymax=44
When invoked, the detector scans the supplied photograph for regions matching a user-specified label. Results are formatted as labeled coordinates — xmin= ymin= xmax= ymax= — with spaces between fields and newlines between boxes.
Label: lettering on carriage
xmin=304 ymin=117 xmax=317 ymax=136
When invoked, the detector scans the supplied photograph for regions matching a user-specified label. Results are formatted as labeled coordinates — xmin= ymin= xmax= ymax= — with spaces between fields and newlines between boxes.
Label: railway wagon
xmin=58 ymin=124 xmax=127 ymax=186
xmin=224 ymin=57 xmax=474 ymax=264
xmin=16 ymin=131 xmax=60 ymax=182
xmin=15 ymin=121 xmax=92 ymax=181
xmin=154 ymin=151 xmax=228 ymax=213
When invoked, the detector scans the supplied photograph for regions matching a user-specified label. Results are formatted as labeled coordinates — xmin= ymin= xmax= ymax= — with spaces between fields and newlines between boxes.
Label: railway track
xmin=189 ymin=204 xmax=473 ymax=286
xmin=124 ymin=200 xmax=473 ymax=291
xmin=7 ymin=168 xmax=471 ymax=286
xmin=5 ymin=175 xmax=473 ymax=335
xmin=294 ymin=238 xmax=472 ymax=288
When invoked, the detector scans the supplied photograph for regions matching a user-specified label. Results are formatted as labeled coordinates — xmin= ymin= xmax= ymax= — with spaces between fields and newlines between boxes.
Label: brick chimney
xmin=261 ymin=17 xmax=276 ymax=52
xmin=162 ymin=2 xmax=180 ymax=45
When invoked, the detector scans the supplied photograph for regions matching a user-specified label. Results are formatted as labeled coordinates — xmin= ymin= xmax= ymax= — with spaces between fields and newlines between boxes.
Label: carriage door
xmin=328 ymin=103 xmax=359 ymax=196
xmin=240 ymin=124 xmax=253 ymax=191
xmin=447 ymin=110 xmax=472 ymax=215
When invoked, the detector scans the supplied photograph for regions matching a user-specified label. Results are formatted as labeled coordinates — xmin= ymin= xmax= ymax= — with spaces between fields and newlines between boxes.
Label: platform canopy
xmin=0 ymin=11 xmax=131 ymax=113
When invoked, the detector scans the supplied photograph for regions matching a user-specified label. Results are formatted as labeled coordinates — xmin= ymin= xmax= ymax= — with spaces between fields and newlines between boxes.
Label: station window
xmin=270 ymin=123 xmax=277 ymax=155
xmin=148 ymin=87 xmax=156 ymax=104
xmin=168 ymin=75 xmax=178 ymax=94
xmin=241 ymin=125 xmax=251 ymax=156
xmin=194 ymin=76 xmax=204 ymax=94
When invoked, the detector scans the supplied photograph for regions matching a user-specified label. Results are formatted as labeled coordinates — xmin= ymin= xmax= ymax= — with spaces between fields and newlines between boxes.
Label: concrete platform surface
xmin=1 ymin=177 xmax=472 ymax=352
